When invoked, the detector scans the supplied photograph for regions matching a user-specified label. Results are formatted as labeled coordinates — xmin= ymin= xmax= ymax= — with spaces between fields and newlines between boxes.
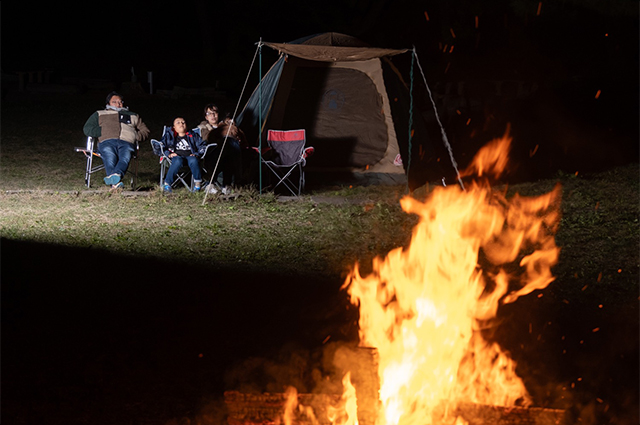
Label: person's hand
xmin=169 ymin=153 xmax=178 ymax=158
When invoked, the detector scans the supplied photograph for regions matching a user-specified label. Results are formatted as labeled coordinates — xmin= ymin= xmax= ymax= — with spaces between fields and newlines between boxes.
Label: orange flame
xmin=328 ymin=372 xmax=359 ymax=425
xmin=342 ymin=133 xmax=561 ymax=424
xmin=460 ymin=129 xmax=511 ymax=179
xmin=282 ymin=386 xmax=298 ymax=425
xmin=280 ymin=386 xmax=321 ymax=425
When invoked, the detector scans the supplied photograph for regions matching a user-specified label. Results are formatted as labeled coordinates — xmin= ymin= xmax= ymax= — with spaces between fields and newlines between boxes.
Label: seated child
xmin=161 ymin=117 xmax=207 ymax=192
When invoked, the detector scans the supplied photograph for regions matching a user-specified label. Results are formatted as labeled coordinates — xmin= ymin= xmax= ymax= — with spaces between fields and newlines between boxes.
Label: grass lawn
xmin=2 ymin=90 xmax=638 ymax=425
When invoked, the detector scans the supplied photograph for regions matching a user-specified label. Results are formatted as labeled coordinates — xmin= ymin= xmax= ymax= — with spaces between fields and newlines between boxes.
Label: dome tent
xmin=237 ymin=33 xmax=414 ymax=185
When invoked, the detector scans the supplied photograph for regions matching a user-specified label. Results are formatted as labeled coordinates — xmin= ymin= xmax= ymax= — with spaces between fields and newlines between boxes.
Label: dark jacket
xmin=160 ymin=127 xmax=207 ymax=158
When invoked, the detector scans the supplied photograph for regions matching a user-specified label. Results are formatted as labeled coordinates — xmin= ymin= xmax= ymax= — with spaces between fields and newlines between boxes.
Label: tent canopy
xmin=238 ymin=33 xmax=413 ymax=184
xmin=263 ymin=32 xmax=408 ymax=62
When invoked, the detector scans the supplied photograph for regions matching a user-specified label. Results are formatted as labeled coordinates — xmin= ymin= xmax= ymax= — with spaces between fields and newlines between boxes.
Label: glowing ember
xmin=341 ymin=133 xmax=562 ymax=424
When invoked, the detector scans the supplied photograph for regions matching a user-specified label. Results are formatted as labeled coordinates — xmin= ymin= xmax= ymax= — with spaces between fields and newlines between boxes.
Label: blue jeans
xmin=165 ymin=155 xmax=202 ymax=186
xmin=98 ymin=139 xmax=135 ymax=181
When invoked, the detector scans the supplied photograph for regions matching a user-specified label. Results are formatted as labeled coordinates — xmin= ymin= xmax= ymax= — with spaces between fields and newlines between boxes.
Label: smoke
xmin=222 ymin=341 xmax=361 ymax=396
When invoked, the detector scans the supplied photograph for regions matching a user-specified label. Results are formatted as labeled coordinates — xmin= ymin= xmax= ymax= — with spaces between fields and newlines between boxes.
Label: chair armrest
xmin=202 ymin=143 xmax=217 ymax=158
xmin=304 ymin=146 xmax=314 ymax=159
xmin=150 ymin=139 xmax=166 ymax=157
xmin=74 ymin=147 xmax=101 ymax=157
xmin=252 ymin=146 xmax=273 ymax=155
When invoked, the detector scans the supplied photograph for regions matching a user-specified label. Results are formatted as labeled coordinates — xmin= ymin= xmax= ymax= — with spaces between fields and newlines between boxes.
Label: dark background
xmin=4 ymin=0 xmax=639 ymax=94
xmin=4 ymin=0 xmax=638 ymax=185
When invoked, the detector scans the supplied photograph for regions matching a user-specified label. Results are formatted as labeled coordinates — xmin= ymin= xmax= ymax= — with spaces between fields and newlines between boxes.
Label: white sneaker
xmin=221 ymin=186 xmax=231 ymax=195
xmin=206 ymin=185 xmax=219 ymax=194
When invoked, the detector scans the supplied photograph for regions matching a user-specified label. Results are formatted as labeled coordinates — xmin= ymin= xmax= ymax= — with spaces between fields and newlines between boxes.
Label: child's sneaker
xmin=163 ymin=183 xmax=172 ymax=193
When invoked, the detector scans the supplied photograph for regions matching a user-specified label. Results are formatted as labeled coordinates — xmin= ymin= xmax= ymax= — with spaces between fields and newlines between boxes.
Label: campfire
xmin=226 ymin=133 xmax=566 ymax=425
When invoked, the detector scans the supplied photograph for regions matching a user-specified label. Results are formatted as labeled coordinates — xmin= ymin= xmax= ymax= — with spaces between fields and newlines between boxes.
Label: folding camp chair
xmin=260 ymin=129 xmax=314 ymax=196
xmin=150 ymin=126 xmax=216 ymax=190
xmin=74 ymin=136 xmax=138 ymax=188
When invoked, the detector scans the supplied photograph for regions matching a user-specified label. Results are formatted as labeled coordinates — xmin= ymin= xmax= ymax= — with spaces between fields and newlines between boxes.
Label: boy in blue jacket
xmin=161 ymin=117 xmax=207 ymax=192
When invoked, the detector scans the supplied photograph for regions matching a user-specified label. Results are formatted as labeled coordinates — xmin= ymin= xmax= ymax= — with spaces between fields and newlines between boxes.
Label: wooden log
xmin=224 ymin=391 xmax=342 ymax=425
xmin=224 ymin=344 xmax=566 ymax=425
xmin=225 ymin=392 xmax=566 ymax=425
xmin=453 ymin=402 xmax=567 ymax=425
xmin=331 ymin=345 xmax=380 ymax=425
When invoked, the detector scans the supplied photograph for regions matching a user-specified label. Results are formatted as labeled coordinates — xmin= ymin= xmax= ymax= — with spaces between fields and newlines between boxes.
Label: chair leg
xmin=160 ymin=160 xmax=166 ymax=187
xmin=86 ymin=154 xmax=93 ymax=188
xmin=298 ymin=164 xmax=304 ymax=196
xmin=131 ymin=156 xmax=138 ymax=189
xmin=177 ymin=173 xmax=192 ymax=190
xmin=273 ymin=166 xmax=301 ymax=197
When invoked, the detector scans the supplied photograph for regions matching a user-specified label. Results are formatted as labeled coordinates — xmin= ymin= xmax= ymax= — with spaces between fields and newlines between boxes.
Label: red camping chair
xmin=260 ymin=129 xmax=314 ymax=196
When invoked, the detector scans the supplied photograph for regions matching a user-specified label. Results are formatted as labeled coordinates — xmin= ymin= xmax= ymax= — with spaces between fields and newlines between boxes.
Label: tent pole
xmin=258 ymin=39 xmax=263 ymax=194
xmin=202 ymin=41 xmax=262 ymax=205
xmin=407 ymin=47 xmax=416 ymax=193
xmin=413 ymin=47 xmax=465 ymax=191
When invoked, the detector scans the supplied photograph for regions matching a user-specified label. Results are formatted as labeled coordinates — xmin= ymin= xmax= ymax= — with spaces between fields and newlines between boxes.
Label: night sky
xmin=5 ymin=1 xmax=638 ymax=95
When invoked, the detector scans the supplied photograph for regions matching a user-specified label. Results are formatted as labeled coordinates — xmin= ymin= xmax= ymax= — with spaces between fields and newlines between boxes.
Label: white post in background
xmin=147 ymin=71 xmax=153 ymax=95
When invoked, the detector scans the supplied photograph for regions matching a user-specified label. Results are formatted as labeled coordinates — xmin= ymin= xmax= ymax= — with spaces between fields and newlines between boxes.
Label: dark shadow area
xmin=2 ymin=238 xmax=357 ymax=424
xmin=491 ymin=293 xmax=639 ymax=424
xmin=279 ymin=66 xmax=389 ymax=169
xmin=305 ymin=137 xmax=358 ymax=169
xmin=3 ymin=236 xmax=638 ymax=423
xmin=406 ymin=84 xmax=639 ymax=190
